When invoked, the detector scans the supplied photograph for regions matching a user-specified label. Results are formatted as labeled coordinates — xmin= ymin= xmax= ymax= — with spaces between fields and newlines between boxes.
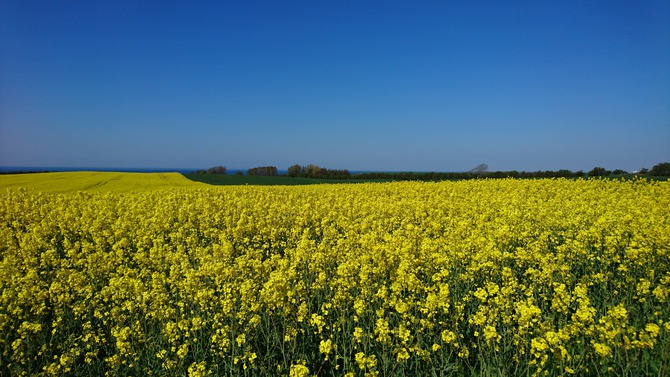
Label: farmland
xmin=183 ymin=173 xmax=387 ymax=186
xmin=0 ymin=172 xmax=206 ymax=193
xmin=1 ymin=175 xmax=669 ymax=376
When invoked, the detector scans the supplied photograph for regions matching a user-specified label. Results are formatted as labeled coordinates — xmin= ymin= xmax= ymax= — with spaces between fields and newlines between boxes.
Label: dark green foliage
xmin=187 ymin=162 xmax=669 ymax=185
xmin=650 ymin=162 xmax=670 ymax=176
xmin=353 ymin=169 xmax=586 ymax=181
xmin=287 ymin=164 xmax=351 ymax=179
xmin=588 ymin=167 xmax=610 ymax=176
xmin=247 ymin=166 xmax=278 ymax=176
xmin=194 ymin=166 xmax=227 ymax=174
xmin=287 ymin=164 xmax=302 ymax=177
xmin=182 ymin=174 xmax=374 ymax=186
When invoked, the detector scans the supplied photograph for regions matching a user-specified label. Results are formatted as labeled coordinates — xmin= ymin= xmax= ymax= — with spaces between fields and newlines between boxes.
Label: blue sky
xmin=1 ymin=1 xmax=668 ymax=172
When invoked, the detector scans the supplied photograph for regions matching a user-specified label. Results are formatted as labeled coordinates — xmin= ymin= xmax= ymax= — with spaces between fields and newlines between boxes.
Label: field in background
xmin=183 ymin=173 xmax=390 ymax=186
xmin=2 ymin=171 xmax=665 ymax=193
xmin=0 ymin=172 xmax=206 ymax=193
xmin=1 ymin=178 xmax=668 ymax=376
xmin=0 ymin=172 xmax=387 ymax=193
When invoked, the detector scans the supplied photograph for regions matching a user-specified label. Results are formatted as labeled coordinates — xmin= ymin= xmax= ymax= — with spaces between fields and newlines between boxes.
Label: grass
xmin=0 ymin=171 xmax=206 ymax=193
xmin=183 ymin=173 xmax=390 ymax=185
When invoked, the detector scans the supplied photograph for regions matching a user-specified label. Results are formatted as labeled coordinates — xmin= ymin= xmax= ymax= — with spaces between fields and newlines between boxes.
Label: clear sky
xmin=1 ymin=1 xmax=669 ymax=172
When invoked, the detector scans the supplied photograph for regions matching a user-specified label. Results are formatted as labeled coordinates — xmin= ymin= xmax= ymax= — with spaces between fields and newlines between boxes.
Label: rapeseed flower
xmin=0 ymin=178 xmax=667 ymax=376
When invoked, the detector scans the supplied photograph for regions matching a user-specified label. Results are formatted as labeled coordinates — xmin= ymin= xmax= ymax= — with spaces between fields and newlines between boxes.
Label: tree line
xmin=288 ymin=164 xmax=352 ymax=179
xmin=247 ymin=166 xmax=278 ymax=176
xmin=192 ymin=166 xmax=227 ymax=175
xmin=353 ymin=162 xmax=670 ymax=181
xmin=193 ymin=162 xmax=670 ymax=180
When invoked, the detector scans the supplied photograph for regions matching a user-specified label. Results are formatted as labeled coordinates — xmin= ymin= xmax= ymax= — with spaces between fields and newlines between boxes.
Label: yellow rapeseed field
xmin=1 ymin=177 xmax=669 ymax=376
xmin=0 ymin=172 xmax=205 ymax=193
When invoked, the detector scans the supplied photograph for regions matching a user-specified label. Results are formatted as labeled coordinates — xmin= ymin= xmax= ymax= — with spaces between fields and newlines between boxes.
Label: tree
xmin=650 ymin=162 xmax=670 ymax=176
xmin=288 ymin=164 xmax=352 ymax=179
xmin=305 ymin=164 xmax=323 ymax=178
xmin=588 ymin=167 xmax=608 ymax=177
xmin=206 ymin=166 xmax=227 ymax=174
xmin=288 ymin=164 xmax=303 ymax=177
xmin=247 ymin=166 xmax=278 ymax=176
xmin=470 ymin=163 xmax=489 ymax=176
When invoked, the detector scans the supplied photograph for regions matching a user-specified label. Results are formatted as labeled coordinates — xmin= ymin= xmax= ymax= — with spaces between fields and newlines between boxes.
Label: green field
xmin=183 ymin=173 xmax=388 ymax=185
xmin=0 ymin=172 xmax=206 ymax=193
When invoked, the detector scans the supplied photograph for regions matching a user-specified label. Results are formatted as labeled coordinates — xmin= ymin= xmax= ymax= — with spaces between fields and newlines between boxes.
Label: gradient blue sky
xmin=1 ymin=1 xmax=669 ymax=172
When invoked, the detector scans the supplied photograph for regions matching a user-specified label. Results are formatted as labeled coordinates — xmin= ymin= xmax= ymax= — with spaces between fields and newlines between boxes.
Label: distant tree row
xmin=352 ymin=162 xmax=670 ymax=181
xmin=191 ymin=162 xmax=669 ymax=180
xmin=648 ymin=162 xmax=670 ymax=176
xmin=288 ymin=164 xmax=351 ymax=179
xmin=247 ymin=166 xmax=278 ymax=176
xmin=587 ymin=162 xmax=670 ymax=177
xmin=352 ymin=170 xmax=585 ymax=181
xmin=194 ymin=166 xmax=227 ymax=175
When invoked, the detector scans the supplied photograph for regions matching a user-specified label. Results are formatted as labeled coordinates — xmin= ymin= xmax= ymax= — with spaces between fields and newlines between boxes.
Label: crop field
xmin=0 ymin=172 xmax=205 ymax=193
xmin=1 ymin=177 xmax=669 ymax=376
xmin=182 ymin=173 xmax=385 ymax=186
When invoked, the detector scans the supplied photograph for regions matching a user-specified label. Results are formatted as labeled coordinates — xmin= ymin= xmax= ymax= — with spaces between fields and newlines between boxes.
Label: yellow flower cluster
xmin=1 ymin=178 xmax=668 ymax=376
xmin=0 ymin=172 xmax=205 ymax=193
